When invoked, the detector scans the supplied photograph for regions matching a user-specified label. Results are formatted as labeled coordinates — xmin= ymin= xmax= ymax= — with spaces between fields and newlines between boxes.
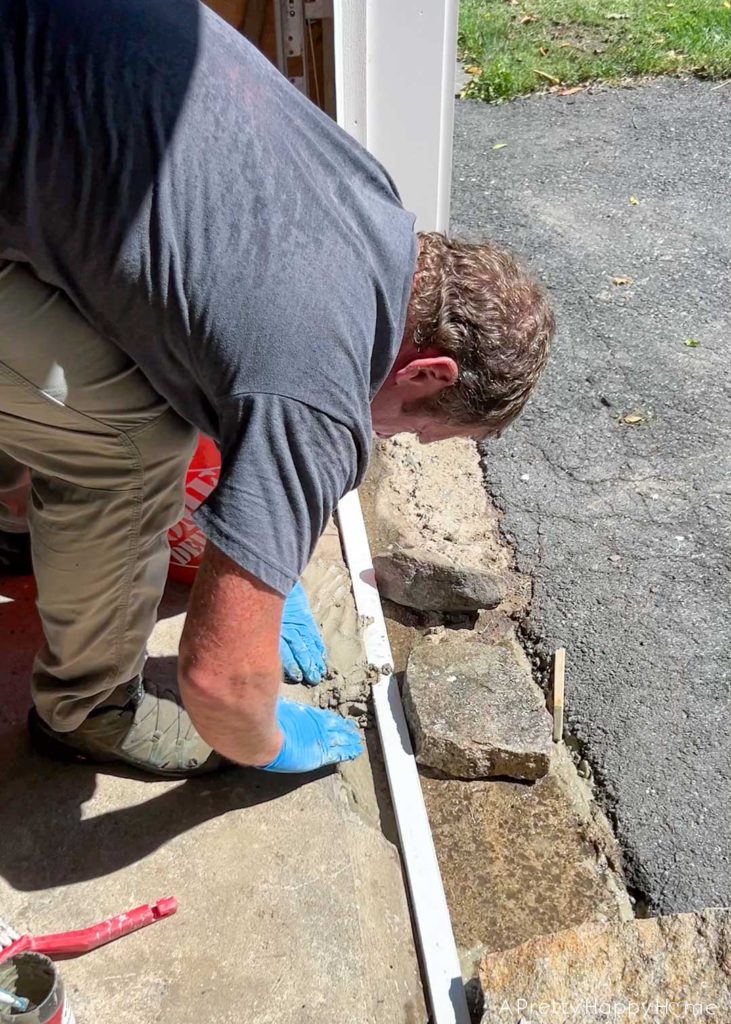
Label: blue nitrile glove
xmin=280 ymin=581 xmax=328 ymax=685
xmin=261 ymin=699 xmax=364 ymax=773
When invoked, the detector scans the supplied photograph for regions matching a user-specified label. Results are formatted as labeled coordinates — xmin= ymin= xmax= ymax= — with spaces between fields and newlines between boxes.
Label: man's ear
xmin=394 ymin=355 xmax=459 ymax=396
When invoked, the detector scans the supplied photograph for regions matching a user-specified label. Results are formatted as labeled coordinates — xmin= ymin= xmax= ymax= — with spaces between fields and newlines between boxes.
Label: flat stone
xmin=373 ymin=547 xmax=503 ymax=612
xmin=403 ymin=634 xmax=553 ymax=780
xmin=479 ymin=909 xmax=731 ymax=1024
xmin=360 ymin=435 xmax=527 ymax=614
xmin=422 ymin=747 xmax=632 ymax=969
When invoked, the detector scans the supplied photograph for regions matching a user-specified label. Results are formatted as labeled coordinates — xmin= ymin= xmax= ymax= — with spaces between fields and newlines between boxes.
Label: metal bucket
xmin=0 ymin=952 xmax=74 ymax=1024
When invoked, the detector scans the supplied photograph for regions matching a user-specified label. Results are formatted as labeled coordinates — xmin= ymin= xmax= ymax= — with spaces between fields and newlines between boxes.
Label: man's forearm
xmin=178 ymin=541 xmax=285 ymax=766
xmin=178 ymin=660 xmax=282 ymax=765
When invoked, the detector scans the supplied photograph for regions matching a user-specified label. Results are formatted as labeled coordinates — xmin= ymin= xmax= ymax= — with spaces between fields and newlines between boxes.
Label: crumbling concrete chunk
xmin=480 ymin=909 xmax=731 ymax=1024
xmin=360 ymin=435 xmax=520 ymax=613
xmin=403 ymin=635 xmax=552 ymax=781
xmin=374 ymin=547 xmax=503 ymax=612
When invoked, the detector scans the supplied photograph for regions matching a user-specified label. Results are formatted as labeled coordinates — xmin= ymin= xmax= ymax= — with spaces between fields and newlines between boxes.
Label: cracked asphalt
xmin=451 ymin=78 xmax=730 ymax=913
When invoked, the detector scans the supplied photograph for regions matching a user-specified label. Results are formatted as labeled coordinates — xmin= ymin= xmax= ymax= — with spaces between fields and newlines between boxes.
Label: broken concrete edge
xmin=360 ymin=436 xmax=527 ymax=617
xmin=549 ymin=745 xmax=634 ymax=923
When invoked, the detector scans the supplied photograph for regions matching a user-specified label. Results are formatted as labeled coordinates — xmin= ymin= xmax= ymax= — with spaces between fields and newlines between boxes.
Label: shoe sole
xmin=27 ymin=708 xmax=227 ymax=779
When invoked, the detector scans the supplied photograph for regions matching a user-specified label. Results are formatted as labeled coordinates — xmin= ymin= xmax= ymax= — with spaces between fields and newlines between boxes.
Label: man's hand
xmin=280 ymin=581 xmax=327 ymax=685
xmin=261 ymin=699 xmax=363 ymax=773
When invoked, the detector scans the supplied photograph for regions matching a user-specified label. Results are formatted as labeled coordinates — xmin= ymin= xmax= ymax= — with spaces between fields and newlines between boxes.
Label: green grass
xmin=459 ymin=0 xmax=731 ymax=102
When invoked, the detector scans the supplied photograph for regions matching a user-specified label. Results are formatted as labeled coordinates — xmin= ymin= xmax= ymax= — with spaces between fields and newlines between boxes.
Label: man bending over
xmin=0 ymin=0 xmax=554 ymax=777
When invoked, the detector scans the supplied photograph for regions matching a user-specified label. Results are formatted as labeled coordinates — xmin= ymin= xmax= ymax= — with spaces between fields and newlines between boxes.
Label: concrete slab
xmin=0 ymin=534 xmax=424 ymax=1023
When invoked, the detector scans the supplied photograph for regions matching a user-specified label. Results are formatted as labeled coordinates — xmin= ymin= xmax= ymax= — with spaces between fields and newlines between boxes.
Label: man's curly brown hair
xmin=407 ymin=232 xmax=554 ymax=432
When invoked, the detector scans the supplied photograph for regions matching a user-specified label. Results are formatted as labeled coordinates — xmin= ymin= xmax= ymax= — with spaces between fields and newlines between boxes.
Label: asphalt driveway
xmin=452 ymin=78 xmax=730 ymax=913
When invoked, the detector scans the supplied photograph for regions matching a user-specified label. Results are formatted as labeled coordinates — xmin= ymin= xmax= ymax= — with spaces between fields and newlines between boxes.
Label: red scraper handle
xmin=0 ymin=898 xmax=177 ymax=962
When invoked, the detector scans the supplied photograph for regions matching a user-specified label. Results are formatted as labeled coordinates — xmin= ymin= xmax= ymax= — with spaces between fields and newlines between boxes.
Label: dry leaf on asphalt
xmin=559 ymin=86 xmax=583 ymax=96
xmin=493 ymin=142 xmax=508 ymax=150
xmin=612 ymin=276 xmax=634 ymax=286
xmin=622 ymin=412 xmax=646 ymax=426
xmin=629 ymin=196 xmax=640 ymax=205
xmin=684 ymin=338 xmax=701 ymax=348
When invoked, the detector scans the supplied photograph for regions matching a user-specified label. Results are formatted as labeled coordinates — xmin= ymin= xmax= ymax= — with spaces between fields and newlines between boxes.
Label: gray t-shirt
xmin=0 ymin=0 xmax=416 ymax=594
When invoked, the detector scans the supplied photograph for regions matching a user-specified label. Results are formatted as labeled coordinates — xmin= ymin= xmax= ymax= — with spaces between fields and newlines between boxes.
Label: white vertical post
xmin=332 ymin=0 xmax=367 ymax=145
xmin=436 ymin=0 xmax=459 ymax=231
xmin=333 ymin=0 xmax=458 ymax=231
xmin=365 ymin=0 xmax=458 ymax=231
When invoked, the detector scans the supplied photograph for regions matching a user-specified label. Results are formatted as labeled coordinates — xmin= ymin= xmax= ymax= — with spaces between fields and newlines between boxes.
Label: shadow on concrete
xmin=363 ymin=725 xmax=399 ymax=848
xmin=0 ymin=732 xmax=324 ymax=892
xmin=0 ymin=575 xmax=329 ymax=893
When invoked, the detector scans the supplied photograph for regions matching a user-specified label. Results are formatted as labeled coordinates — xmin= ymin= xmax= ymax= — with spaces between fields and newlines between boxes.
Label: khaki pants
xmin=0 ymin=261 xmax=197 ymax=731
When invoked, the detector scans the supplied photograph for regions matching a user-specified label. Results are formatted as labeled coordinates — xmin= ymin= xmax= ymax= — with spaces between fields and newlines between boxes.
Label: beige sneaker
xmin=28 ymin=678 xmax=227 ymax=778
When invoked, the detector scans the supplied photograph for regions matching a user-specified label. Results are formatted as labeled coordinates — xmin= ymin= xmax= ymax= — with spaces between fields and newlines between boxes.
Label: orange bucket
xmin=167 ymin=435 xmax=220 ymax=585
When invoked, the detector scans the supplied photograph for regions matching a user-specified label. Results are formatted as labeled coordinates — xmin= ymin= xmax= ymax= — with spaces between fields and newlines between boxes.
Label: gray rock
xmin=403 ymin=635 xmax=553 ymax=781
xmin=480 ymin=909 xmax=731 ymax=1024
xmin=374 ymin=547 xmax=503 ymax=612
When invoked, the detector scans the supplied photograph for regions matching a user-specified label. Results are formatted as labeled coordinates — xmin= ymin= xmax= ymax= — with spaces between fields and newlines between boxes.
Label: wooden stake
xmin=552 ymin=647 xmax=566 ymax=743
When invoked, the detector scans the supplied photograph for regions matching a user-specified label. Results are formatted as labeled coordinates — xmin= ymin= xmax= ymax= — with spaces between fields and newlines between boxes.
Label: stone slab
xmin=404 ymin=634 xmax=553 ymax=780
xmin=422 ymin=747 xmax=631 ymax=972
xmin=479 ymin=909 xmax=731 ymax=1024
xmin=373 ymin=548 xmax=503 ymax=614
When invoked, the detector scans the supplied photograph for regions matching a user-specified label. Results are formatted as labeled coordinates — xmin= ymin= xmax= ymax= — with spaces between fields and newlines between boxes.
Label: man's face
xmin=370 ymin=347 xmax=495 ymax=445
